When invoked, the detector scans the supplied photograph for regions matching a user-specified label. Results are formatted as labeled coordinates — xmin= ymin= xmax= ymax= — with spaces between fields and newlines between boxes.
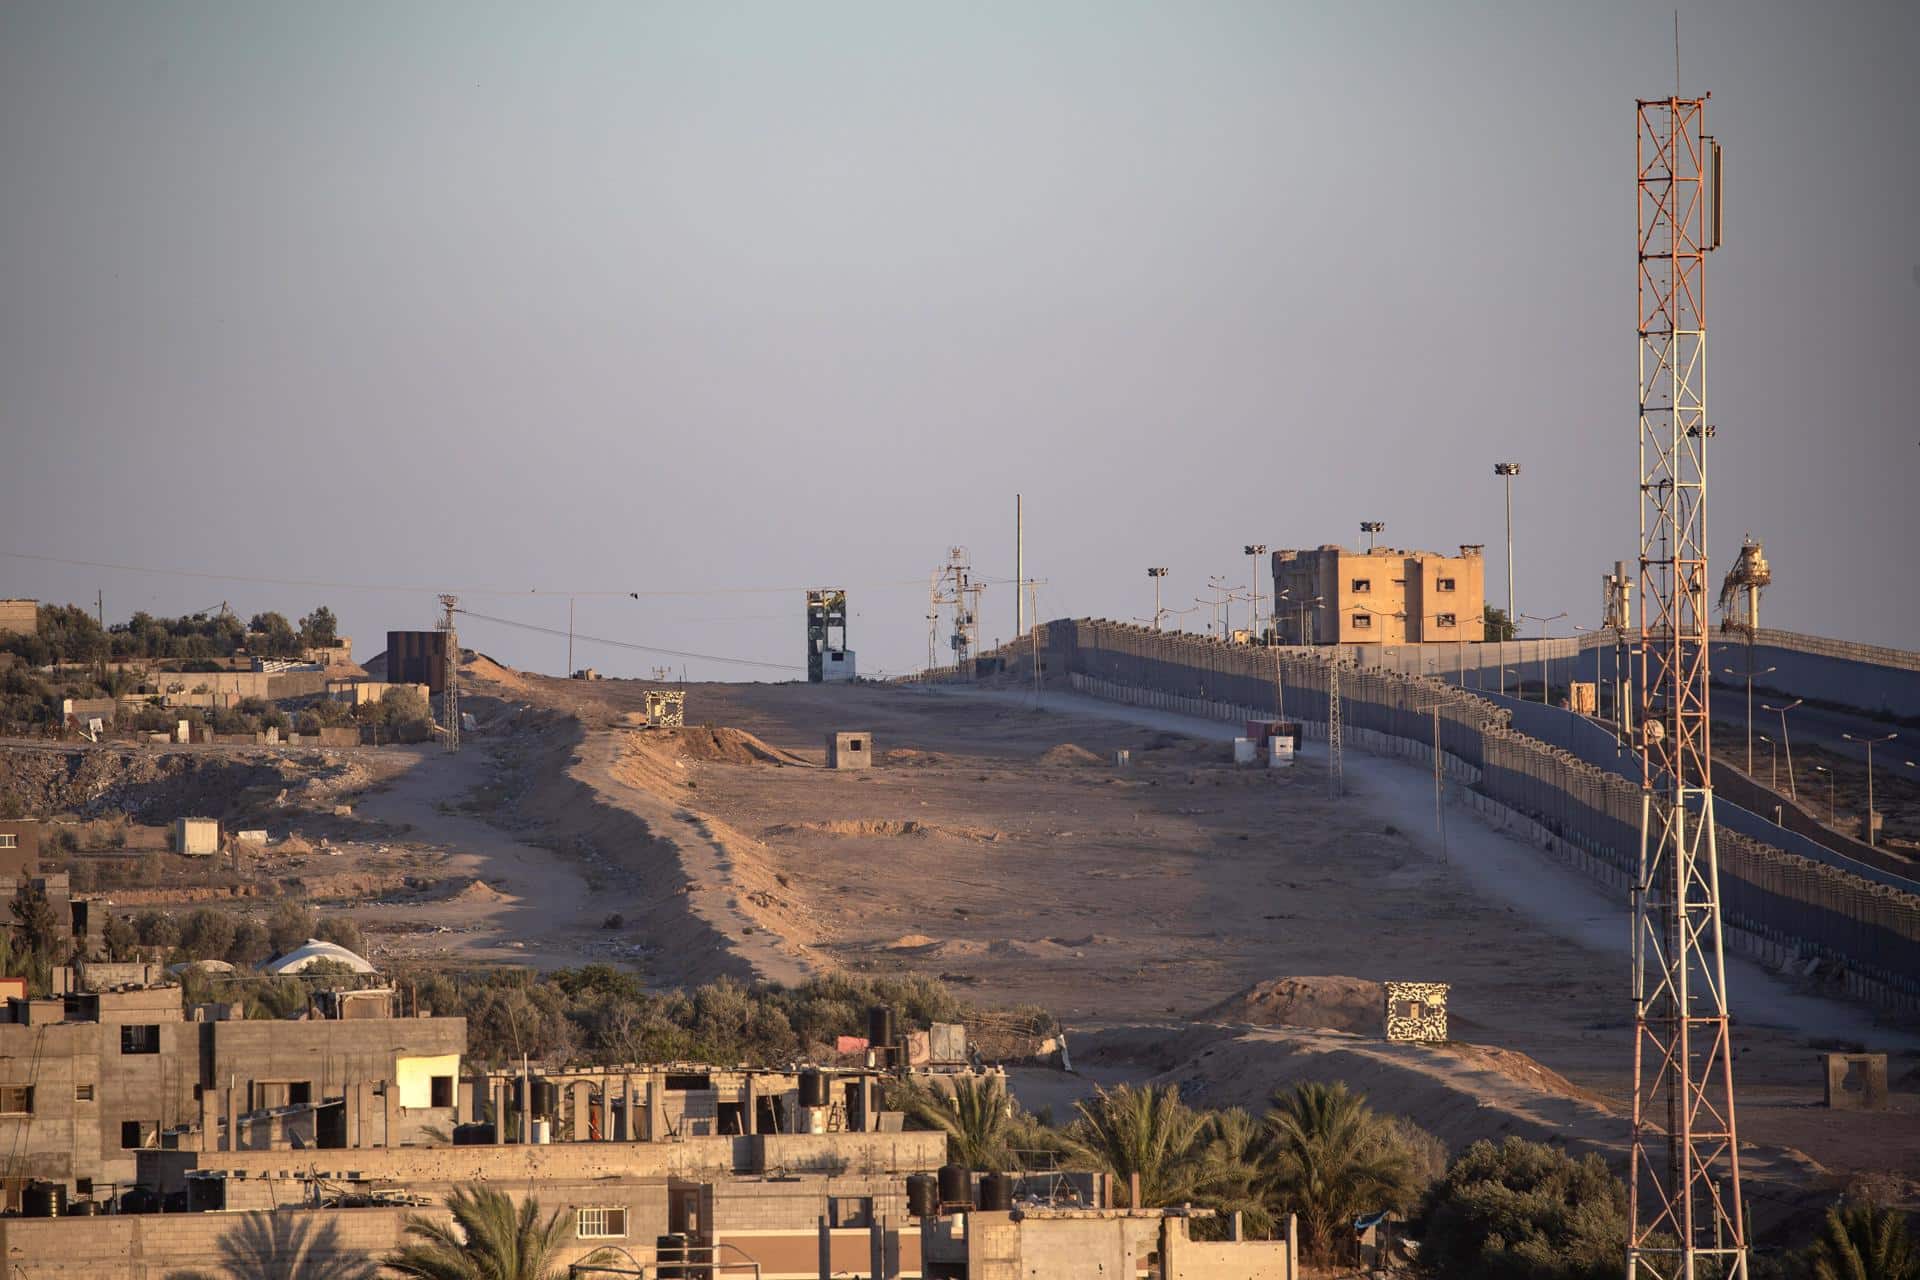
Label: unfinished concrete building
xmin=1271 ymin=544 xmax=1486 ymax=645
xmin=0 ymin=978 xmax=464 ymax=1200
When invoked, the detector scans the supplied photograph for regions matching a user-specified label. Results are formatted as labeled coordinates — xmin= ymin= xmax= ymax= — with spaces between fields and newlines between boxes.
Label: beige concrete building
xmin=1271 ymin=545 xmax=1485 ymax=645
xmin=0 ymin=599 xmax=36 ymax=637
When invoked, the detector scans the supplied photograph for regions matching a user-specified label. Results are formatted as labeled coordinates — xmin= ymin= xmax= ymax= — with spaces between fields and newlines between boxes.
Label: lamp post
xmin=1296 ymin=595 xmax=1323 ymax=646
xmin=1147 ymin=568 xmax=1169 ymax=632
xmin=1493 ymin=462 xmax=1520 ymax=626
xmin=1813 ymin=766 xmax=1835 ymax=822
xmin=1521 ymin=612 xmax=1566 ymax=705
xmin=1573 ymin=623 xmax=1608 ymax=718
xmin=1757 ymin=733 xmax=1777 ymax=791
xmin=1244 ymin=545 xmax=1268 ymax=642
xmin=1720 ymin=661 xmax=1777 ymax=776
xmin=1843 ymin=731 xmax=1898 ymax=847
xmin=1360 ymin=521 xmax=1385 ymax=553
xmin=1760 ymin=699 xmax=1802 ymax=800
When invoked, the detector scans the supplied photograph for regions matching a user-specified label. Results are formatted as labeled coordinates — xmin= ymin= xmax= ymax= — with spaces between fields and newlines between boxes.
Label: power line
xmin=0 ymin=551 xmax=929 ymax=601
xmin=454 ymin=608 xmax=803 ymax=673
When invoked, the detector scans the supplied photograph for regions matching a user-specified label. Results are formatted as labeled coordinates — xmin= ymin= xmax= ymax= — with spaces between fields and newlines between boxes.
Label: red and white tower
xmin=1628 ymin=95 xmax=1743 ymax=1279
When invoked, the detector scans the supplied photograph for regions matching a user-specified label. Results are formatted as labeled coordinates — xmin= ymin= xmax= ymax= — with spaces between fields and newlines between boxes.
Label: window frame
xmin=73 ymin=1083 xmax=95 ymax=1103
xmin=120 ymin=1024 xmax=161 ymax=1055
xmin=0 ymin=1085 xmax=32 ymax=1116
xmin=576 ymin=1206 xmax=629 ymax=1239
xmin=0 ymin=834 xmax=16 ymax=849
xmin=1436 ymin=613 xmax=1457 ymax=629
xmin=1351 ymin=613 xmax=1373 ymax=630
xmin=1350 ymin=578 xmax=1372 ymax=594
xmin=1436 ymin=577 xmax=1457 ymax=592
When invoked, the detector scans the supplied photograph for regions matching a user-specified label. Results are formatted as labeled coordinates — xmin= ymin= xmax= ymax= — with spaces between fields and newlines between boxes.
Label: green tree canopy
xmin=1416 ymin=1136 xmax=1626 ymax=1280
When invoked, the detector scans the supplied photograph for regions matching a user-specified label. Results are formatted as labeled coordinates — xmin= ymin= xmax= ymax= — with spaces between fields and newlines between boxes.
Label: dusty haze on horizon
xmin=3 ymin=1 xmax=1916 ymax=677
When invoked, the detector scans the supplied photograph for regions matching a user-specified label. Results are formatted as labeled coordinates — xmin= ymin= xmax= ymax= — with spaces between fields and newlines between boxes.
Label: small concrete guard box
xmin=827 ymin=732 xmax=873 ymax=769
xmin=174 ymin=817 xmax=220 ymax=856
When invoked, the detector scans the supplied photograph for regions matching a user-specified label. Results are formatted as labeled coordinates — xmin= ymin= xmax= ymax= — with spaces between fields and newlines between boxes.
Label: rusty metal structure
xmin=1629 ymin=95 xmax=1743 ymax=1279
xmin=438 ymin=595 xmax=460 ymax=753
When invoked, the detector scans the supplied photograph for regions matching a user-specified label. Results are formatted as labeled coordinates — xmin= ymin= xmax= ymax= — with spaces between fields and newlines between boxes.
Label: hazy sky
xmin=3 ymin=1 xmax=1916 ymax=678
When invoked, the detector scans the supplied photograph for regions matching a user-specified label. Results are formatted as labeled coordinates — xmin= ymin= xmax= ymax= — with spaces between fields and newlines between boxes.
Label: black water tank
xmin=186 ymin=1176 xmax=226 ymax=1213
xmin=452 ymin=1122 xmax=494 ymax=1146
xmin=906 ymin=1173 xmax=939 ymax=1218
xmin=118 ymin=1187 xmax=159 ymax=1215
xmin=868 ymin=1006 xmax=895 ymax=1049
xmin=937 ymin=1163 xmax=973 ymax=1210
xmin=68 ymin=1199 xmax=101 ymax=1217
xmin=21 ymin=1182 xmax=66 ymax=1218
xmin=798 ymin=1070 xmax=830 ymax=1108
xmin=980 ymin=1172 xmax=1014 ymax=1212
xmin=656 ymin=1232 xmax=688 ymax=1280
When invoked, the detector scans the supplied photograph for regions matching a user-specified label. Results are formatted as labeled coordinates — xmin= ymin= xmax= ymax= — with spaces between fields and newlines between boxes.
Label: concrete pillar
xmin=620 ymin=1074 xmax=635 ymax=1141
xmin=457 ymin=1079 xmax=475 ymax=1126
xmin=491 ymin=1082 xmax=507 ymax=1144
xmin=743 ymin=1075 xmax=756 ymax=1136
xmin=647 ymin=1074 xmax=664 ymax=1142
xmin=383 ymin=1082 xmax=398 ymax=1148
xmin=345 ymin=1083 xmax=362 ymax=1149
xmin=519 ymin=1080 xmax=532 ymax=1145
xmin=225 ymin=1087 xmax=240 ymax=1154
xmin=570 ymin=1081 xmax=592 ymax=1140
xmin=199 ymin=1088 xmax=220 ymax=1152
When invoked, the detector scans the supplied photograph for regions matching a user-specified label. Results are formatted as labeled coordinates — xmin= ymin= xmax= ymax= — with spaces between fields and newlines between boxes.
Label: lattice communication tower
xmin=1628 ymin=94 xmax=1742 ymax=1280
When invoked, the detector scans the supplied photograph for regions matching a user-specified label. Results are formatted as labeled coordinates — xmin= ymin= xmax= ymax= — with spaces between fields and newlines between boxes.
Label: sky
xmin=2 ymin=1 xmax=1916 ymax=679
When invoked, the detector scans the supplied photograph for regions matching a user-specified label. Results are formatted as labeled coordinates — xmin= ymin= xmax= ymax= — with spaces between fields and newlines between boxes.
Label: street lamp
xmin=1843 ymin=731 xmax=1898 ymax=847
xmin=1146 ymin=567 xmax=1169 ymax=632
xmin=1760 ymin=699 xmax=1802 ymax=800
xmin=1757 ymin=733 xmax=1778 ymax=791
xmin=1812 ymin=765 xmax=1836 ymax=822
xmin=1244 ymin=545 xmax=1268 ymax=642
xmin=1360 ymin=521 xmax=1385 ymax=552
xmin=1521 ymin=612 xmax=1566 ymax=705
xmin=1721 ymin=662 xmax=1777 ymax=775
xmin=1493 ymin=462 xmax=1520 ymax=626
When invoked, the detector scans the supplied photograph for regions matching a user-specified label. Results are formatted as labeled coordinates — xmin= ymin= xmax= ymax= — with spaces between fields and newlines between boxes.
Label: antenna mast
xmin=1628 ymin=91 xmax=1743 ymax=1280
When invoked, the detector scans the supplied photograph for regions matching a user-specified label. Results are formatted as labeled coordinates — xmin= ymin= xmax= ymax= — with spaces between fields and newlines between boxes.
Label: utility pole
xmin=567 ymin=597 xmax=575 ymax=676
xmin=1016 ymin=495 xmax=1024 ymax=640
xmin=1360 ymin=521 xmax=1384 ymax=553
xmin=1244 ymin=545 xmax=1268 ymax=642
xmin=1493 ymin=463 xmax=1520 ymax=628
xmin=438 ymin=594 xmax=460 ymax=753
xmin=1146 ymin=568 xmax=1169 ymax=632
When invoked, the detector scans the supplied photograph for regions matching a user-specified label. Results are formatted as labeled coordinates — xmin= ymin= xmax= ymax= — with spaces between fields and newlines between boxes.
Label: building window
xmin=430 ymin=1076 xmax=453 ymax=1108
xmin=0 ymin=1086 xmax=32 ymax=1115
xmin=1436 ymin=578 xmax=1457 ymax=592
xmin=120 ymin=1025 xmax=160 ymax=1055
xmin=121 ymin=1120 xmax=153 ymax=1149
xmin=577 ymin=1207 xmax=628 ymax=1239
xmin=0 ymin=835 xmax=15 ymax=849
xmin=1352 ymin=614 xmax=1372 ymax=629
xmin=74 ymin=1083 xmax=94 ymax=1103
xmin=1351 ymin=578 xmax=1372 ymax=593
xmin=1436 ymin=613 xmax=1457 ymax=628
xmin=829 ymin=1196 xmax=875 ymax=1229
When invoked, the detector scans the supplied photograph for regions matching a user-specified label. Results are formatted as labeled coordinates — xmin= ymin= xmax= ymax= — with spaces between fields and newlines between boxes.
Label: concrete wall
xmin=1041 ymin=618 xmax=1920 ymax=1007
xmin=0 ymin=1201 xmax=662 ymax=1280
xmin=1710 ymin=630 xmax=1920 ymax=720
xmin=0 ymin=820 xmax=40 ymax=878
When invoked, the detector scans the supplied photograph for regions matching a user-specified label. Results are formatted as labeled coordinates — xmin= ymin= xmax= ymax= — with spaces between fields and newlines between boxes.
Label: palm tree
xmin=1262 ymin=1081 xmax=1418 ymax=1264
xmin=902 ymin=1074 xmax=1017 ymax=1170
xmin=385 ymin=1185 xmax=577 ymax=1280
xmin=1070 ymin=1083 xmax=1206 ymax=1207
xmin=1188 ymin=1106 xmax=1274 ymax=1237
xmin=1804 ymin=1201 xmax=1918 ymax=1280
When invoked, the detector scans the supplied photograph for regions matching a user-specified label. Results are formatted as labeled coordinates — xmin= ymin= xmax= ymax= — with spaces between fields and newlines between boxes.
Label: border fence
xmin=990 ymin=619 xmax=1920 ymax=1011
